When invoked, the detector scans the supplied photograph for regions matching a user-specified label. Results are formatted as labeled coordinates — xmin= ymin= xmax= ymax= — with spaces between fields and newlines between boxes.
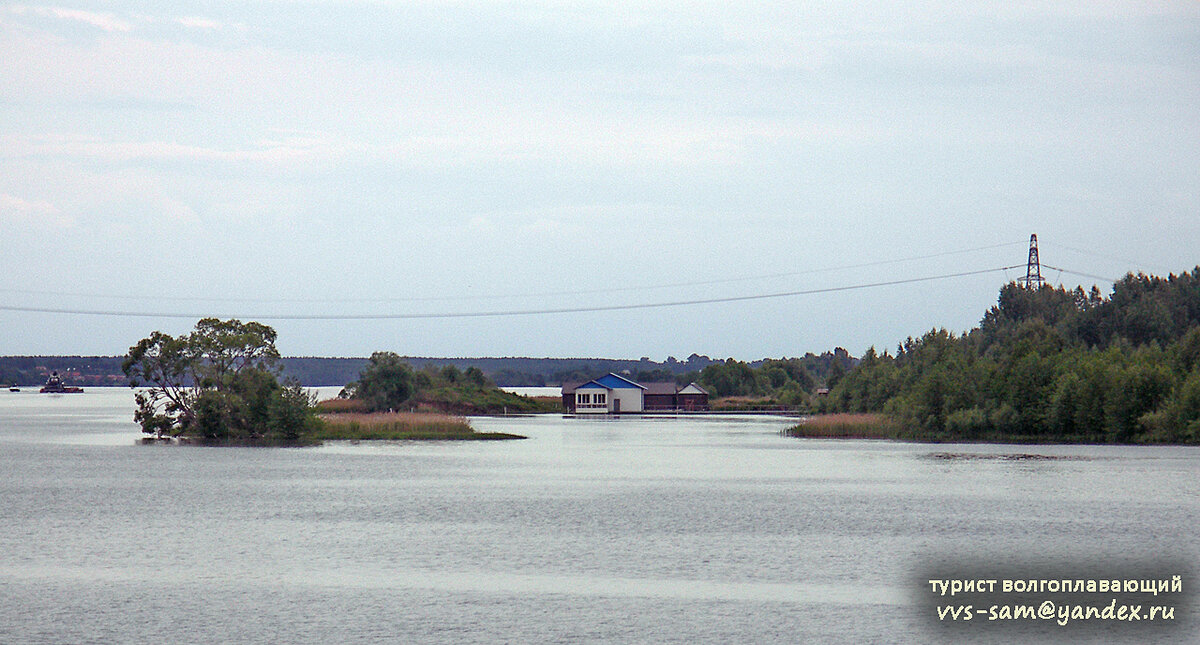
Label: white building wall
xmin=575 ymin=388 xmax=610 ymax=414
xmin=610 ymin=387 xmax=643 ymax=413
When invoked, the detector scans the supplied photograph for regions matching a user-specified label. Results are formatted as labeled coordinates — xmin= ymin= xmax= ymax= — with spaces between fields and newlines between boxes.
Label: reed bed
xmin=313 ymin=412 xmax=524 ymax=441
xmin=711 ymin=396 xmax=779 ymax=411
xmin=527 ymin=396 xmax=564 ymax=412
xmin=785 ymin=413 xmax=902 ymax=439
xmin=315 ymin=398 xmax=371 ymax=414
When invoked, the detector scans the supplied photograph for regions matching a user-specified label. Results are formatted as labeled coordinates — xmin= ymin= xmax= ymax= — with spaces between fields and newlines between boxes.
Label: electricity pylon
xmin=1017 ymin=233 xmax=1045 ymax=289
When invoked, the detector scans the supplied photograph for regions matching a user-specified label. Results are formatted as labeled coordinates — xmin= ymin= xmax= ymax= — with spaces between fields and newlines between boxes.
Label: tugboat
xmin=39 ymin=372 xmax=84 ymax=394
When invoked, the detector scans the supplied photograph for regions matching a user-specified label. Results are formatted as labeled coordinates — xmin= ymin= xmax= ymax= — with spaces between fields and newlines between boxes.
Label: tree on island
xmin=123 ymin=318 xmax=317 ymax=442
xmin=339 ymin=351 xmax=415 ymax=411
xmin=338 ymin=351 xmax=552 ymax=414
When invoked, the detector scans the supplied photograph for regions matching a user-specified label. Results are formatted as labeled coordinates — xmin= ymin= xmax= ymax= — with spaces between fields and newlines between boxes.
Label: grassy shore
xmin=312 ymin=412 xmax=526 ymax=441
xmin=710 ymin=396 xmax=788 ymax=412
xmin=786 ymin=413 xmax=1132 ymax=443
xmin=141 ymin=411 xmax=525 ymax=444
xmin=785 ymin=413 xmax=906 ymax=439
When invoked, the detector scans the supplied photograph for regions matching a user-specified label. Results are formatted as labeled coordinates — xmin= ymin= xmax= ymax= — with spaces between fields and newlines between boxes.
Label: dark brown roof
xmin=641 ymin=382 xmax=679 ymax=395
xmin=563 ymin=380 xmax=677 ymax=394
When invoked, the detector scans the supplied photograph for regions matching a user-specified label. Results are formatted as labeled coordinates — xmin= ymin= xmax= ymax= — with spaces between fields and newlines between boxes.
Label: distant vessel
xmin=40 ymin=372 xmax=83 ymax=394
xmin=8 ymin=385 xmax=18 ymax=392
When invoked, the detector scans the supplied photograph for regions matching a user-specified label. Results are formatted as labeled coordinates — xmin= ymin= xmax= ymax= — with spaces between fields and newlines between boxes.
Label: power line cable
xmin=0 ymin=240 xmax=1028 ymax=305
xmin=0 ymin=265 xmax=1023 ymax=321
xmin=1039 ymin=241 xmax=1168 ymax=274
xmin=1039 ymin=264 xmax=1118 ymax=283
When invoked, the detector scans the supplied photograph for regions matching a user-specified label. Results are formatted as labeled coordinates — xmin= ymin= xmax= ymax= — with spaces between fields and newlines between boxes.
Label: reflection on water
xmin=1 ymin=388 xmax=1197 ymax=643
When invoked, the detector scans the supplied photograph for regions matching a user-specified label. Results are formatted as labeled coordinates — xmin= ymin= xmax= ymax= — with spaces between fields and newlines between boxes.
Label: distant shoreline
xmin=0 ymin=354 xmax=735 ymax=389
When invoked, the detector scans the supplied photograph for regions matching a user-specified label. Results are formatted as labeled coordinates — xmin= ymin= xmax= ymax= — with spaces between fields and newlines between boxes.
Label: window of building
xmin=595 ymin=393 xmax=606 ymax=404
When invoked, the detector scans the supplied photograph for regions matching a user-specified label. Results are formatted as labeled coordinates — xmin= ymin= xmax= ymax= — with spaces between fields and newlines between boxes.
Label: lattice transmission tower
xmin=1017 ymin=233 xmax=1045 ymax=289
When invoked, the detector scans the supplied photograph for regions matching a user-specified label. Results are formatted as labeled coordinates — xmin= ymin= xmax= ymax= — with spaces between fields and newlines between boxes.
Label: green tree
xmin=440 ymin=364 xmax=462 ymax=384
xmin=1141 ymin=369 xmax=1200 ymax=442
xmin=464 ymin=366 xmax=488 ymax=386
xmin=352 ymin=352 xmax=416 ymax=411
xmin=123 ymin=319 xmax=315 ymax=441
xmin=189 ymin=318 xmax=281 ymax=388
xmin=124 ymin=330 xmax=198 ymax=435
xmin=699 ymin=359 xmax=760 ymax=397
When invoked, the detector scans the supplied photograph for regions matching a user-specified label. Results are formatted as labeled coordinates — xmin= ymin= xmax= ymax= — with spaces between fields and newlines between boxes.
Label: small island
xmin=124 ymin=319 xmax=530 ymax=445
xmin=313 ymin=351 xmax=545 ymax=441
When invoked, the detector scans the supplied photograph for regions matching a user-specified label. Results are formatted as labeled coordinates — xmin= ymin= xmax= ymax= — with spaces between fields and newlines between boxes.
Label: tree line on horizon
xmin=0 ymin=350 xmax=852 ymax=389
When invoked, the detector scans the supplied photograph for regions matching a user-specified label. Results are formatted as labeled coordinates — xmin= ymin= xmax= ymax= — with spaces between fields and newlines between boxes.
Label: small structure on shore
xmin=562 ymin=373 xmax=709 ymax=414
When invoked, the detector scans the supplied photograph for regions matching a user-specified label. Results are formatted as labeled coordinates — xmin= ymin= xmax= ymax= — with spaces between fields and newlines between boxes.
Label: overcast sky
xmin=1 ymin=1 xmax=1198 ymax=360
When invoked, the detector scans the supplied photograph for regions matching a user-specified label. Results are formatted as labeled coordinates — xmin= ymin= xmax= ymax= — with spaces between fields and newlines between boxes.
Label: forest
xmin=685 ymin=350 xmax=854 ymax=410
xmin=821 ymin=268 xmax=1200 ymax=443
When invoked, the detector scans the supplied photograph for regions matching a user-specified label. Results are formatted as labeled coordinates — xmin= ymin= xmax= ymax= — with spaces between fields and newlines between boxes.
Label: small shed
xmin=642 ymin=382 xmax=681 ymax=410
xmin=675 ymin=383 xmax=709 ymax=411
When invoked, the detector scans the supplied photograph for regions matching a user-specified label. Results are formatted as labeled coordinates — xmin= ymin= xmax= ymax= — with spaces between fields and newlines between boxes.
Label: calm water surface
xmin=1 ymin=388 xmax=1197 ymax=643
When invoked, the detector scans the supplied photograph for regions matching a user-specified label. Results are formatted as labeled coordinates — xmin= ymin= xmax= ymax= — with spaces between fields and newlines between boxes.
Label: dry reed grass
xmin=315 ymin=398 xmax=371 ymax=413
xmin=313 ymin=411 xmax=525 ymax=441
xmin=786 ymin=413 xmax=900 ymax=438
xmin=315 ymin=412 xmax=475 ymax=439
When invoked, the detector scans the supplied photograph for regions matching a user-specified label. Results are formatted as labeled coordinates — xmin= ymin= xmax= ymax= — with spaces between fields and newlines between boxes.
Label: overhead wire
xmin=1039 ymin=241 xmax=1170 ymax=274
xmin=0 ymin=240 xmax=1028 ymax=305
xmin=1039 ymin=264 xmax=1118 ymax=283
xmin=0 ymin=265 xmax=1024 ymax=321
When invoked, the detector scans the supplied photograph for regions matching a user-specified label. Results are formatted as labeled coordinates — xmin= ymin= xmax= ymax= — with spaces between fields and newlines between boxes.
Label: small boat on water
xmin=8 ymin=385 xmax=18 ymax=392
xmin=40 ymin=372 xmax=83 ymax=394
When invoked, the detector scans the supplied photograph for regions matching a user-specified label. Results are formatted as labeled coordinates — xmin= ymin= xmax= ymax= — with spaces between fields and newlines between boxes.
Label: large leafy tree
xmin=123 ymin=318 xmax=315 ymax=441
xmin=347 ymin=351 xmax=415 ymax=412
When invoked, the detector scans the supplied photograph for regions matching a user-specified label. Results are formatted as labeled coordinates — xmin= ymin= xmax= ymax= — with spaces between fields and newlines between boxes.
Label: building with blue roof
xmin=561 ymin=373 xmax=709 ymax=414
xmin=572 ymin=373 xmax=645 ymax=414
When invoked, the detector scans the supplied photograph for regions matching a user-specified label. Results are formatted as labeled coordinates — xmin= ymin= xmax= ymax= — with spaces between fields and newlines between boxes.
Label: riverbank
xmin=785 ymin=413 xmax=906 ymax=439
xmin=138 ymin=411 xmax=526 ymax=444
xmin=786 ymin=413 xmax=1200 ymax=444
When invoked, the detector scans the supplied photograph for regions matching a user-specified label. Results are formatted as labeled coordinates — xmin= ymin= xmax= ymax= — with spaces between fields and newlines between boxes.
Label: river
xmin=1 ymin=388 xmax=1196 ymax=643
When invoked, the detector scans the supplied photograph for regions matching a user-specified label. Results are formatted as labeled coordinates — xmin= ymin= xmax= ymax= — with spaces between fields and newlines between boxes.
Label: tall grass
xmin=711 ymin=396 xmax=785 ymax=411
xmin=315 ymin=398 xmax=371 ymax=413
xmin=785 ymin=413 xmax=902 ymax=439
xmin=312 ymin=412 xmax=523 ymax=441
xmin=527 ymin=396 xmax=564 ymax=412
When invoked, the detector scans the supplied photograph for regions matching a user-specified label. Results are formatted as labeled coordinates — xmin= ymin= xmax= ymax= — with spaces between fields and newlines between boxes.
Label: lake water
xmin=500 ymin=386 xmax=562 ymax=397
xmin=2 ymin=388 xmax=1197 ymax=644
